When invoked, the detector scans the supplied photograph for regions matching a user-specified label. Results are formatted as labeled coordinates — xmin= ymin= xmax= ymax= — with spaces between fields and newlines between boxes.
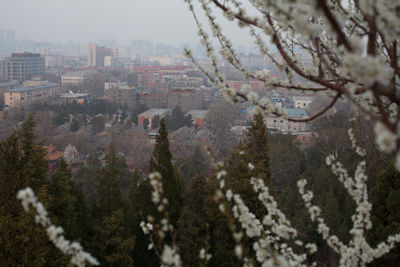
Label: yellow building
xmin=5 ymin=82 xmax=60 ymax=108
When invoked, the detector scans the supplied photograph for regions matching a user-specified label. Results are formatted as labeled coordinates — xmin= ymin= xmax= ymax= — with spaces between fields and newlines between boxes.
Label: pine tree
xmin=180 ymin=146 xmax=207 ymax=183
xmin=244 ymin=113 xmax=275 ymax=195
xmin=95 ymin=209 xmax=135 ymax=266
xmin=0 ymin=114 xmax=57 ymax=265
xmin=367 ymin=164 xmax=400 ymax=266
xmin=48 ymin=159 xmax=79 ymax=239
xmin=128 ymin=171 xmax=159 ymax=267
xmin=93 ymin=141 xmax=134 ymax=266
xmin=149 ymin=118 xmax=184 ymax=224
xmin=96 ymin=141 xmax=124 ymax=218
xmin=176 ymin=175 xmax=208 ymax=267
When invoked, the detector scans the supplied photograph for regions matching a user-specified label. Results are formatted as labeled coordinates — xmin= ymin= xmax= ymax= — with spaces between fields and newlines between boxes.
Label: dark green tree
xmin=180 ymin=146 xmax=208 ymax=183
xmin=95 ymin=209 xmax=135 ymax=266
xmin=70 ymin=117 xmax=80 ymax=132
xmin=131 ymin=102 xmax=148 ymax=124
xmin=244 ymin=113 xmax=275 ymax=196
xmin=95 ymin=141 xmax=124 ymax=217
xmin=0 ymin=114 xmax=59 ymax=265
xmin=149 ymin=118 xmax=184 ymax=225
xmin=367 ymin=164 xmax=400 ymax=266
xmin=176 ymin=175 xmax=208 ymax=267
xmin=128 ymin=171 xmax=159 ymax=267
xmin=165 ymin=105 xmax=192 ymax=131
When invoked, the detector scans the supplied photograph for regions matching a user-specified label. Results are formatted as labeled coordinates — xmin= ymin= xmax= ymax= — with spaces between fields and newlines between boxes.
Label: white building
xmin=265 ymin=108 xmax=310 ymax=133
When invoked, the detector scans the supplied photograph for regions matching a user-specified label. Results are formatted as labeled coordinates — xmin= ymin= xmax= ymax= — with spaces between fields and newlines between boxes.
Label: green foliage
xmin=70 ymin=117 xmax=80 ymax=132
xmin=367 ymin=164 xmax=400 ymax=266
xmin=176 ymin=175 xmax=208 ymax=267
xmin=150 ymin=118 xmax=184 ymax=225
xmin=165 ymin=105 xmax=192 ymax=131
xmin=94 ymin=209 xmax=135 ymax=266
xmin=0 ymin=114 xmax=59 ymax=265
xmin=128 ymin=171 xmax=159 ymax=267
xmin=180 ymin=146 xmax=208 ymax=183
xmin=131 ymin=102 xmax=148 ymax=124
xmin=96 ymin=141 xmax=124 ymax=218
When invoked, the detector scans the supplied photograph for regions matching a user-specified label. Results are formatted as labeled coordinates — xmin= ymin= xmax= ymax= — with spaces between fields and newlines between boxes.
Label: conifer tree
xmin=128 ymin=171 xmax=159 ymax=267
xmin=0 ymin=114 xmax=56 ymax=265
xmin=244 ymin=113 xmax=275 ymax=195
xmin=367 ymin=164 xmax=400 ymax=266
xmin=96 ymin=141 xmax=124 ymax=218
xmin=93 ymin=140 xmax=134 ymax=266
xmin=95 ymin=210 xmax=135 ymax=266
xmin=176 ymin=175 xmax=208 ymax=267
xmin=149 ymin=118 xmax=184 ymax=224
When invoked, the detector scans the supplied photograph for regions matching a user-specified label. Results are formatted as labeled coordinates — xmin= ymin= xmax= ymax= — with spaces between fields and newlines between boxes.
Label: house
xmin=43 ymin=144 xmax=64 ymax=171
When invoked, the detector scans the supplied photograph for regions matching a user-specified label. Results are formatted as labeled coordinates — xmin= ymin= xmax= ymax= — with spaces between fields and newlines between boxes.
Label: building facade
xmin=0 ymin=53 xmax=45 ymax=81
xmin=4 ymin=82 xmax=60 ymax=108
xmin=88 ymin=43 xmax=113 ymax=67
xmin=0 ymin=80 xmax=21 ymax=105
xmin=107 ymin=84 xmax=136 ymax=108
xmin=265 ymin=108 xmax=310 ymax=133
xmin=61 ymin=70 xmax=96 ymax=87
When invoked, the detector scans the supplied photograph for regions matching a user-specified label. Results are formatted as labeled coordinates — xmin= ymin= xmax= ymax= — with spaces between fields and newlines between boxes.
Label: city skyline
xmin=0 ymin=0 xmax=255 ymax=47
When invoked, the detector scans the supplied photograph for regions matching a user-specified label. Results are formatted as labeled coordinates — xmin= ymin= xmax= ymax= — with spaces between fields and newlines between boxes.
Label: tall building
xmin=88 ymin=43 xmax=112 ymax=67
xmin=0 ymin=53 xmax=45 ymax=81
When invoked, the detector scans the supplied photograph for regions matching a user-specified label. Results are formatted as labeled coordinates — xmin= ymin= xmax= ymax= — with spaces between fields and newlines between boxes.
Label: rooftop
xmin=60 ymin=92 xmax=89 ymax=98
xmin=6 ymin=82 xmax=59 ymax=93
xmin=62 ymin=70 xmax=96 ymax=77
xmin=0 ymin=81 xmax=21 ymax=88
xmin=139 ymin=108 xmax=171 ymax=117
xmin=186 ymin=110 xmax=208 ymax=119
xmin=285 ymin=108 xmax=308 ymax=118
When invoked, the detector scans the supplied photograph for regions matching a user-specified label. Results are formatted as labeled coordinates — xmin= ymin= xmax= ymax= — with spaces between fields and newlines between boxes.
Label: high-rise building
xmin=5 ymin=29 xmax=15 ymax=42
xmin=88 ymin=43 xmax=112 ymax=67
xmin=0 ymin=53 xmax=45 ymax=81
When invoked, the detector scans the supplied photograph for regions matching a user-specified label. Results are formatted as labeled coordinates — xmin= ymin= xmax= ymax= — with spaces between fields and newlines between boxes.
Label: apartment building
xmin=107 ymin=84 xmax=136 ymax=108
xmin=61 ymin=70 xmax=96 ymax=87
xmin=0 ymin=80 xmax=21 ymax=105
xmin=4 ymin=82 xmax=60 ymax=108
xmin=0 ymin=53 xmax=45 ymax=81
xmin=88 ymin=43 xmax=113 ymax=67
xmin=265 ymin=108 xmax=310 ymax=133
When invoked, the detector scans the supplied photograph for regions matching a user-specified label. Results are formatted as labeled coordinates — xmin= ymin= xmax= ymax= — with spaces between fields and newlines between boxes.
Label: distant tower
xmin=88 ymin=43 xmax=112 ymax=67
xmin=88 ymin=43 xmax=97 ymax=67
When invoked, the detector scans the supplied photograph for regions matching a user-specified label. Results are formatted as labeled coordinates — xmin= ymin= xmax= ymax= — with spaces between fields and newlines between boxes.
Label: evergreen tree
xmin=0 ymin=114 xmax=58 ymax=265
xmin=70 ymin=117 xmax=80 ymax=132
xmin=92 ymin=141 xmax=134 ymax=266
xmin=176 ymin=175 xmax=208 ymax=267
xmin=48 ymin=159 xmax=79 ymax=239
xmin=165 ymin=105 xmax=192 ymax=131
xmin=96 ymin=141 xmax=124 ymax=218
xmin=244 ymin=113 xmax=275 ymax=195
xmin=367 ymin=164 xmax=400 ymax=266
xmin=128 ymin=171 xmax=159 ymax=267
xmin=131 ymin=102 xmax=148 ymax=124
xmin=180 ymin=146 xmax=207 ymax=183
xmin=149 ymin=118 xmax=184 ymax=225
xmin=95 ymin=209 xmax=135 ymax=266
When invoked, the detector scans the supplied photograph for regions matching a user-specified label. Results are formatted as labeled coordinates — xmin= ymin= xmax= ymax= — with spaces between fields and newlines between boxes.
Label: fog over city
xmin=1 ymin=1 xmax=399 ymax=266
xmin=0 ymin=0 xmax=253 ymax=47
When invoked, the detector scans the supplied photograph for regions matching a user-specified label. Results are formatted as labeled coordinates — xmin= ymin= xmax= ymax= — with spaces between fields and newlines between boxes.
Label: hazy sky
xmin=0 ymin=0 xmax=253 ymax=47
